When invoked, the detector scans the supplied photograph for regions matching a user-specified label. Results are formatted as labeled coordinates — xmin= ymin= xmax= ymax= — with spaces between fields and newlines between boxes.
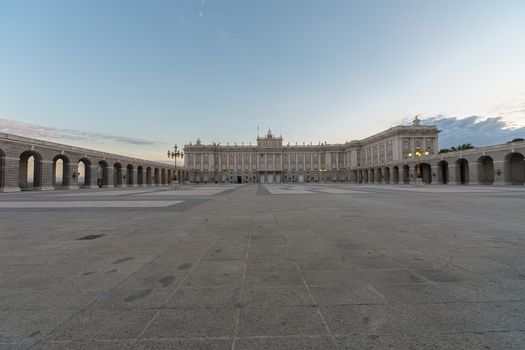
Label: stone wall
xmin=0 ymin=133 xmax=189 ymax=192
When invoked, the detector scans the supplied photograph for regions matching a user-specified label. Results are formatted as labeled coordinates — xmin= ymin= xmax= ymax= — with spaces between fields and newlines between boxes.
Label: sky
xmin=1 ymin=0 xmax=525 ymax=161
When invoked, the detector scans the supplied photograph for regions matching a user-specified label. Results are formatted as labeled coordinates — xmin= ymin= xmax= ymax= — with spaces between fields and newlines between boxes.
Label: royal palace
xmin=184 ymin=118 xmax=439 ymax=184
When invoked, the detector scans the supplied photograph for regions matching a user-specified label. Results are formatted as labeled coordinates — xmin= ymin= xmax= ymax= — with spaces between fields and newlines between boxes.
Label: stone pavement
xmin=1 ymin=184 xmax=525 ymax=349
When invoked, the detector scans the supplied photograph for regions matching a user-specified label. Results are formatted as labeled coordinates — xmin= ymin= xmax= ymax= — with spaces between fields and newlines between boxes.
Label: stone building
xmin=183 ymin=117 xmax=439 ymax=184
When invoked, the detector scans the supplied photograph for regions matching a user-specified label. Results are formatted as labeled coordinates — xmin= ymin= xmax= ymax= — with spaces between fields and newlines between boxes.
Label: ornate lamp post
xmin=320 ymin=167 xmax=328 ymax=183
xmin=407 ymin=149 xmax=429 ymax=186
xmin=167 ymin=144 xmax=184 ymax=188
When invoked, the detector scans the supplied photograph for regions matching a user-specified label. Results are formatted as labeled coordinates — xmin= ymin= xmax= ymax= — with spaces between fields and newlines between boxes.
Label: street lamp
xmin=320 ymin=167 xmax=328 ymax=183
xmin=167 ymin=144 xmax=184 ymax=187
xmin=407 ymin=149 xmax=429 ymax=185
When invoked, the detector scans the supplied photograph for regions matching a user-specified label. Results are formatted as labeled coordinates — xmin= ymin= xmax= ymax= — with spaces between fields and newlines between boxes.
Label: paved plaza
xmin=1 ymin=184 xmax=525 ymax=349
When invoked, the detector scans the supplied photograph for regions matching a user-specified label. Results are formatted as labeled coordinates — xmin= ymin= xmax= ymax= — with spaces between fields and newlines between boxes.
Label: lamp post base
xmin=171 ymin=181 xmax=180 ymax=190
xmin=414 ymin=178 xmax=425 ymax=188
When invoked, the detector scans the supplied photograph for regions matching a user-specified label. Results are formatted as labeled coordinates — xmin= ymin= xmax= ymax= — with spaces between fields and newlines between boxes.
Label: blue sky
xmin=1 ymin=0 xmax=525 ymax=161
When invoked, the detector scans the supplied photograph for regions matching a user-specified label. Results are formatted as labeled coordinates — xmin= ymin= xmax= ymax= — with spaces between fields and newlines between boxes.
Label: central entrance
xmin=236 ymin=176 xmax=242 ymax=184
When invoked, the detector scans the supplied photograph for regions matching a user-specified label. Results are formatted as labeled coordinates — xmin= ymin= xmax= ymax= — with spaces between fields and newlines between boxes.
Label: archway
xmin=113 ymin=163 xmax=123 ymax=187
xmin=456 ymin=158 xmax=469 ymax=184
xmin=376 ymin=168 xmax=382 ymax=183
xmin=154 ymin=167 xmax=160 ymax=185
xmin=420 ymin=163 xmax=432 ymax=184
xmin=137 ymin=166 xmax=144 ymax=185
xmin=505 ymin=152 xmax=525 ymax=185
xmin=161 ymin=168 xmax=167 ymax=185
xmin=392 ymin=166 xmax=399 ymax=184
xmin=126 ymin=164 xmax=134 ymax=186
xmin=19 ymin=151 xmax=43 ymax=190
xmin=384 ymin=167 xmax=390 ymax=183
xmin=369 ymin=169 xmax=375 ymax=183
xmin=53 ymin=155 xmax=70 ymax=187
xmin=438 ymin=161 xmax=449 ymax=184
xmin=77 ymin=158 xmax=90 ymax=186
xmin=146 ymin=167 xmax=152 ymax=185
xmin=167 ymin=169 xmax=172 ymax=184
xmin=97 ymin=161 xmax=109 ymax=187
xmin=477 ymin=156 xmax=494 ymax=185
xmin=363 ymin=169 xmax=369 ymax=183
xmin=402 ymin=165 xmax=410 ymax=184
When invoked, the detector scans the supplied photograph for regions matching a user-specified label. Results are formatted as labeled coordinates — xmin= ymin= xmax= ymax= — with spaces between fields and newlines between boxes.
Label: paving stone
xmin=51 ymin=309 xmax=157 ymax=341
xmin=166 ymin=287 xmax=240 ymax=308
xmin=140 ymin=308 xmax=237 ymax=338
xmin=245 ymin=270 xmax=305 ymax=288
xmin=358 ymin=269 xmax=430 ymax=285
xmin=0 ymin=310 xmax=71 ymax=343
xmin=301 ymin=270 xmax=366 ymax=288
xmin=309 ymin=286 xmax=386 ymax=305
xmin=372 ymin=284 xmax=458 ymax=304
xmin=320 ymin=305 xmax=416 ymax=336
xmin=132 ymin=339 xmax=233 ymax=350
xmin=235 ymin=335 xmax=337 ymax=349
xmin=237 ymin=306 xmax=328 ymax=337
xmin=241 ymin=286 xmax=312 ymax=307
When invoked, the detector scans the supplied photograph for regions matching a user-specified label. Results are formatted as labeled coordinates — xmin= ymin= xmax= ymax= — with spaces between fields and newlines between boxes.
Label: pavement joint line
xmin=274 ymin=207 xmax=338 ymax=346
xmin=26 ymin=207 xmax=220 ymax=348
xmin=230 ymin=210 xmax=254 ymax=350
xmin=29 ymin=246 xmax=170 ymax=348
xmin=136 ymin=211 xmax=235 ymax=340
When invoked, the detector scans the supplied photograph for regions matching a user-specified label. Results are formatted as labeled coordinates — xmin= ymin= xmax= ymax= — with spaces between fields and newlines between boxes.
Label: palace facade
xmin=183 ymin=118 xmax=439 ymax=184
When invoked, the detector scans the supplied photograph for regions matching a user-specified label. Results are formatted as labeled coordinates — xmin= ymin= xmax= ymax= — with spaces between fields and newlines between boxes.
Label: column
xmin=2 ymin=154 xmax=21 ymax=192
xmin=494 ymin=160 xmax=506 ymax=185
xmin=67 ymin=162 xmax=80 ymax=189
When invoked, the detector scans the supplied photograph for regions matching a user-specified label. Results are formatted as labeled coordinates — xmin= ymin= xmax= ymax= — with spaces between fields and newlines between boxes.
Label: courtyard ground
xmin=1 ymin=183 xmax=525 ymax=349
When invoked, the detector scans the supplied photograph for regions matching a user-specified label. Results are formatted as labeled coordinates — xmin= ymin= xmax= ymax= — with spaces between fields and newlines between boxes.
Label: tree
xmin=508 ymin=138 xmax=524 ymax=143
xmin=438 ymin=143 xmax=475 ymax=154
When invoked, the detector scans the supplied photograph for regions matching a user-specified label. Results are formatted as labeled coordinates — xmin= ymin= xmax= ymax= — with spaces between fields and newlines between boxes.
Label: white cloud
xmin=0 ymin=117 xmax=164 ymax=147
xmin=422 ymin=115 xmax=525 ymax=149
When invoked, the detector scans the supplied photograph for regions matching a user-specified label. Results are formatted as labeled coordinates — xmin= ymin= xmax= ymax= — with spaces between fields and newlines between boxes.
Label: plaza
xmin=1 ymin=183 xmax=525 ymax=349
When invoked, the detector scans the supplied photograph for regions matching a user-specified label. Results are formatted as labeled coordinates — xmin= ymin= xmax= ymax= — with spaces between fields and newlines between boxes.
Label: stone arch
xmin=126 ymin=164 xmax=134 ymax=186
xmin=77 ymin=158 xmax=91 ymax=187
xmin=384 ymin=167 xmax=390 ymax=183
xmin=437 ymin=161 xmax=449 ymax=184
xmin=97 ymin=160 xmax=109 ymax=187
xmin=392 ymin=166 xmax=399 ymax=184
xmin=402 ymin=165 xmax=410 ymax=184
xmin=420 ymin=162 xmax=432 ymax=184
xmin=0 ymin=148 xmax=5 ymax=190
xmin=376 ymin=168 xmax=382 ymax=183
xmin=137 ymin=166 xmax=144 ymax=185
xmin=369 ymin=168 xmax=375 ymax=183
xmin=505 ymin=152 xmax=525 ymax=185
xmin=477 ymin=156 xmax=495 ymax=185
xmin=19 ymin=150 xmax=43 ymax=190
xmin=53 ymin=155 xmax=70 ymax=187
xmin=161 ymin=168 xmax=167 ymax=185
xmin=456 ymin=158 xmax=469 ymax=184
xmin=113 ymin=162 xmax=123 ymax=187
xmin=146 ymin=167 xmax=152 ymax=185
xmin=154 ymin=167 xmax=160 ymax=185
xmin=363 ymin=169 xmax=369 ymax=183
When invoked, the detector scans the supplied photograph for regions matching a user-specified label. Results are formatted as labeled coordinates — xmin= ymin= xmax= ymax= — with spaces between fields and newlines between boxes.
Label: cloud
xmin=0 ymin=117 xmax=165 ymax=147
xmin=422 ymin=116 xmax=525 ymax=149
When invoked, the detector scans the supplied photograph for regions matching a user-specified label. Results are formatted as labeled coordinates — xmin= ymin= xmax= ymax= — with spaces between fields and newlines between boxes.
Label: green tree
xmin=438 ymin=143 xmax=474 ymax=154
